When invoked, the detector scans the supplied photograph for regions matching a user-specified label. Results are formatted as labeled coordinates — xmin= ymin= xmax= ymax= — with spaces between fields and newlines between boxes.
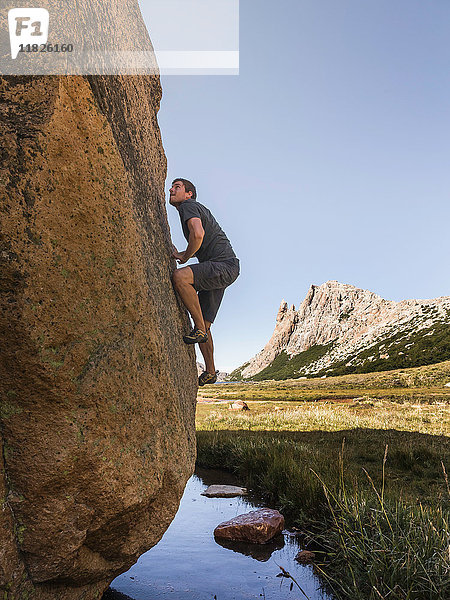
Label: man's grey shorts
xmin=190 ymin=257 xmax=240 ymax=324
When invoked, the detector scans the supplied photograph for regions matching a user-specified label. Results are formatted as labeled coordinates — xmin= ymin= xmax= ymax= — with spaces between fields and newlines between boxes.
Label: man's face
xmin=169 ymin=180 xmax=192 ymax=206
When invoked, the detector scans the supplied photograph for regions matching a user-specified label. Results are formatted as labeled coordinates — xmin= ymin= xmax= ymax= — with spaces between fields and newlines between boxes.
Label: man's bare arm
xmin=171 ymin=217 xmax=204 ymax=264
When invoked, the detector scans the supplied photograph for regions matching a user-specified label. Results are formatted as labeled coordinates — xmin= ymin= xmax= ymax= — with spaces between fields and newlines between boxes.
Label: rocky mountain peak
xmin=276 ymin=300 xmax=296 ymax=322
xmin=238 ymin=282 xmax=450 ymax=379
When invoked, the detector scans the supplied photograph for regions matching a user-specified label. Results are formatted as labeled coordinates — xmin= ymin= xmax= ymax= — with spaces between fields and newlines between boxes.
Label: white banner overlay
xmin=156 ymin=51 xmax=239 ymax=74
xmin=0 ymin=1 xmax=239 ymax=75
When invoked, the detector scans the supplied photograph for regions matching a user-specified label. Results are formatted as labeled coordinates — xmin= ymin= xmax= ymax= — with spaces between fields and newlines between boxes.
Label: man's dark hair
xmin=172 ymin=178 xmax=197 ymax=200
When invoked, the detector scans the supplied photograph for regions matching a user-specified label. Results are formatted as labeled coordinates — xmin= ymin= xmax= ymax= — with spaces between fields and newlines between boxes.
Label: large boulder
xmin=0 ymin=3 xmax=197 ymax=599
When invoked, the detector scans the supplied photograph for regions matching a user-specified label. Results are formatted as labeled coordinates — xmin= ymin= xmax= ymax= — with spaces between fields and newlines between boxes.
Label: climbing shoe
xmin=183 ymin=327 xmax=208 ymax=344
xmin=198 ymin=371 xmax=218 ymax=386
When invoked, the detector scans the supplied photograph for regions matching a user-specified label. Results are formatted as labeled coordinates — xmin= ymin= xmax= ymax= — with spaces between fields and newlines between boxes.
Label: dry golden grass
xmin=197 ymin=398 xmax=450 ymax=436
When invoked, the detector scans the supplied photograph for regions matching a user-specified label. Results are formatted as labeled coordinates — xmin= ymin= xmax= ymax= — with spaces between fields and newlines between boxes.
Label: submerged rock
xmin=201 ymin=485 xmax=247 ymax=497
xmin=214 ymin=509 xmax=285 ymax=544
xmin=0 ymin=3 xmax=197 ymax=599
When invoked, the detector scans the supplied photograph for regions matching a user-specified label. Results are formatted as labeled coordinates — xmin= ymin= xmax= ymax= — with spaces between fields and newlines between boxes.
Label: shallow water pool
xmin=105 ymin=469 xmax=333 ymax=600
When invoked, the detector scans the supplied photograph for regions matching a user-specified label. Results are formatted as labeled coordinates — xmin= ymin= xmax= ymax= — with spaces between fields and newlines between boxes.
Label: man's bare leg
xmin=172 ymin=267 xmax=206 ymax=332
xmin=198 ymin=320 xmax=215 ymax=374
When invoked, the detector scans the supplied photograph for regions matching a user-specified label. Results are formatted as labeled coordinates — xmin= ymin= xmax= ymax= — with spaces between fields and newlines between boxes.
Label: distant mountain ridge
xmin=231 ymin=281 xmax=450 ymax=381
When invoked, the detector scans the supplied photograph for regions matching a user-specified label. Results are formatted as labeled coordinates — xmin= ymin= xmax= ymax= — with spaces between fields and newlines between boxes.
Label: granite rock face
xmin=240 ymin=281 xmax=450 ymax=379
xmin=0 ymin=4 xmax=197 ymax=599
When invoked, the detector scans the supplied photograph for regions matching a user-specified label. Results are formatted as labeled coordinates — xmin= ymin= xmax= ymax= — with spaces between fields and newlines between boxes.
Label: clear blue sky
xmin=140 ymin=0 xmax=450 ymax=372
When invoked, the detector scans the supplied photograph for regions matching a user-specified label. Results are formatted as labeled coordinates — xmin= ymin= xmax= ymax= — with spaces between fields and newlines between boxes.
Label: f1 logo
xmin=8 ymin=8 xmax=49 ymax=59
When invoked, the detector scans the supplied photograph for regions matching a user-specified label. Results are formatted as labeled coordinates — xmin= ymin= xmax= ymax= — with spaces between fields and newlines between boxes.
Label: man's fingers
xmin=172 ymin=251 xmax=185 ymax=263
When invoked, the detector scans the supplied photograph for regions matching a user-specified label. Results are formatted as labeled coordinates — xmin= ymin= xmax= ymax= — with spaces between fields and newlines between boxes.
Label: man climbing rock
xmin=169 ymin=178 xmax=240 ymax=386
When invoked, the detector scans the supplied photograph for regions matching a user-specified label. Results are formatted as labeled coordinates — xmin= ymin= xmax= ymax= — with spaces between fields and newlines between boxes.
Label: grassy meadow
xmin=195 ymin=361 xmax=450 ymax=600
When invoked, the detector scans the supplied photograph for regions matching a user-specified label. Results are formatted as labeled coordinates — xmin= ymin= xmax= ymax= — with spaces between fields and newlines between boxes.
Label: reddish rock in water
xmin=0 ymin=3 xmax=197 ymax=600
xmin=295 ymin=550 xmax=316 ymax=563
xmin=214 ymin=509 xmax=285 ymax=544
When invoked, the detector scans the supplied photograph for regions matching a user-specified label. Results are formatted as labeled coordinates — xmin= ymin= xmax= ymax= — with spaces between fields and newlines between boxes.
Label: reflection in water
xmin=214 ymin=534 xmax=285 ymax=562
xmin=195 ymin=465 xmax=244 ymax=487
xmin=104 ymin=471 xmax=333 ymax=600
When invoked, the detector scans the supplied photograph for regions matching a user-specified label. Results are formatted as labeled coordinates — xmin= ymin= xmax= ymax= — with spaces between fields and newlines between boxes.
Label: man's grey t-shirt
xmin=177 ymin=199 xmax=237 ymax=263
